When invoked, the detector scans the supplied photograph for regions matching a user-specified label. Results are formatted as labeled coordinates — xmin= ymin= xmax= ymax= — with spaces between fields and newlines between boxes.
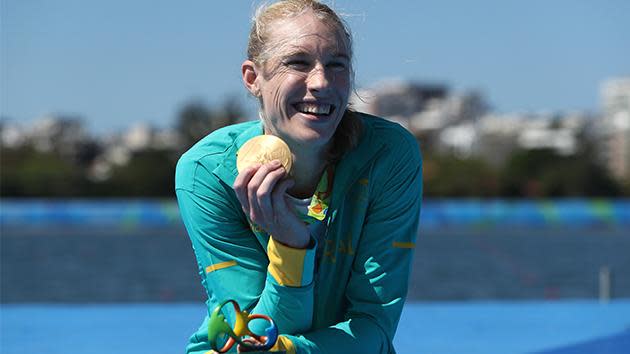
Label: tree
xmin=1 ymin=146 xmax=89 ymax=196
xmin=499 ymin=148 xmax=622 ymax=197
xmin=423 ymin=152 xmax=500 ymax=197
xmin=176 ymin=98 xmax=244 ymax=151
xmin=98 ymin=148 xmax=177 ymax=197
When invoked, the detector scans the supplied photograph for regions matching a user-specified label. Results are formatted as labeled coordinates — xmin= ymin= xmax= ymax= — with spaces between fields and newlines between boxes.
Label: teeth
xmin=295 ymin=103 xmax=331 ymax=115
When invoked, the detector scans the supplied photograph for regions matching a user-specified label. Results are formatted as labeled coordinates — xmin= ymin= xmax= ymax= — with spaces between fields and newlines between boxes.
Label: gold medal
xmin=236 ymin=135 xmax=293 ymax=173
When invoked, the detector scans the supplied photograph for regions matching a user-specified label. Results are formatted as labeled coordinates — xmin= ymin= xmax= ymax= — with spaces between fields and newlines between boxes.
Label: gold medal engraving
xmin=236 ymin=135 xmax=293 ymax=173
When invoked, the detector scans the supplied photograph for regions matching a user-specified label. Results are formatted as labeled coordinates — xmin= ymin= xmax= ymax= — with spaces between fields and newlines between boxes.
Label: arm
xmin=176 ymin=160 xmax=316 ymax=342
xmin=283 ymin=137 xmax=423 ymax=353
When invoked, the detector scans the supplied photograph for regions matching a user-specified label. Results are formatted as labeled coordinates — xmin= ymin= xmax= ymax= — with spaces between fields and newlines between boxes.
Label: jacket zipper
xmin=312 ymin=146 xmax=387 ymax=325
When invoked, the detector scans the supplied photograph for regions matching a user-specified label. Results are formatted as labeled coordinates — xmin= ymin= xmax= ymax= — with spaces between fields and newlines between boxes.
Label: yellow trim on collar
xmin=205 ymin=260 xmax=237 ymax=274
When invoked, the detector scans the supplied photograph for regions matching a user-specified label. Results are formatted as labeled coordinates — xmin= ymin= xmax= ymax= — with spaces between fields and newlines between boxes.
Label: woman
xmin=176 ymin=1 xmax=422 ymax=353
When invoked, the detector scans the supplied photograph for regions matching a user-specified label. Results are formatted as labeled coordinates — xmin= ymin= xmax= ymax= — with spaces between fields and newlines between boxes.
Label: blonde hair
xmin=247 ymin=0 xmax=363 ymax=162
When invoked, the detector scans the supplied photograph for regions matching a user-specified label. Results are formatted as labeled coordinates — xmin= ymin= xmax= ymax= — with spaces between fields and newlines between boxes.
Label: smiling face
xmin=243 ymin=11 xmax=351 ymax=152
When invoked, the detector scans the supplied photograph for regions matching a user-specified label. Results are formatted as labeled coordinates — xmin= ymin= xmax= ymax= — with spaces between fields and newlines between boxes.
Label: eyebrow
xmin=283 ymin=49 xmax=350 ymax=61
xmin=333 ymin=52 xmax=351 ymax=61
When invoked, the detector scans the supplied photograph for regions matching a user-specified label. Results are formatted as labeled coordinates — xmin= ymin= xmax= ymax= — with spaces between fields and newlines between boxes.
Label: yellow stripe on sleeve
xmin=205 ymin=260 xmax=237 ymax=274
xmin=392 ymin=241 xmax=415 ymax=249
xmin=267 ymin=237 xmax=306 ymax=287
xmin=270 ymin=335 xmax=296 ymax=354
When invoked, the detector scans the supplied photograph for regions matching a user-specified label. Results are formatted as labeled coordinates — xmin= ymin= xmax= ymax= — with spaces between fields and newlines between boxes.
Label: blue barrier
xmin=420 ymin=199 xmax=630 ymax=228
xmin=0 ymin=199 xmax=181 ymax=227
xmin=1 ymin=199 xmax=629 ymax=228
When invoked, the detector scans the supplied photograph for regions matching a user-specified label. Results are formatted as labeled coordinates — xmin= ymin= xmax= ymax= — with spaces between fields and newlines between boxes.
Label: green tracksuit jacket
xmin=175 ymin=113 xmax=423 ymax=354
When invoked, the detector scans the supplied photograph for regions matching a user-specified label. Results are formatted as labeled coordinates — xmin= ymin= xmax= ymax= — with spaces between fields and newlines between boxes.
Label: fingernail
xmin=271 ymin=160 xmax=281 ymax=166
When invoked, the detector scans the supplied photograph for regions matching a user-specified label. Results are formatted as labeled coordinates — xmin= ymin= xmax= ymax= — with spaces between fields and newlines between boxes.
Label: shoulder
xmin=358 ymin=112 xmax=421 ymax=163
xmin=179 ymin=120 xmax=258 ymax=164
xmin=355 ymin=114 xmax=423 ymax=203
xmin=175 ymin=120 xmax=258 ymax=191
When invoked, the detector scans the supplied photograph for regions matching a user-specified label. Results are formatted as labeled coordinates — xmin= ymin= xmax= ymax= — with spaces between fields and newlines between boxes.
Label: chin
xmin=299 ymin=121 xmax=340 ymax=142
xmin=292 ymin=130 xmax=334 ymax=147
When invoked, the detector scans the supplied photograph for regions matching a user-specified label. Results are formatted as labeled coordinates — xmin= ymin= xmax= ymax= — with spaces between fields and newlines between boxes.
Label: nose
xmin=306 ymin=64 xmax=331 ymax=93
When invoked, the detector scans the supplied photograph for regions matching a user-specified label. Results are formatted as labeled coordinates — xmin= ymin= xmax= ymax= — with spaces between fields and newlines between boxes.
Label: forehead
xmin=266 ymin=11 xmax=349 ymax=57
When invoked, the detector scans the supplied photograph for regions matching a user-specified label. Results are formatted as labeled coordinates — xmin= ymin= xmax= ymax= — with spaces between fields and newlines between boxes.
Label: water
xmin=396 ymin=301 xmax=630 ymax=354
xmin=3 ymin=226 xmax=629 ymax=302
xmin=2 ymin=301 xmax=629 ymax=354
xmin=3 ymin=199 xmax=630 ymax=302
xmin=2 ymin=200 xmax=630 ymax=353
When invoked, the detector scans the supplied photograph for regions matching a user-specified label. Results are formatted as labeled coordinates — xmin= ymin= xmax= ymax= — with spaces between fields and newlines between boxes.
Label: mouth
xmin=293 ymin=102 xmax=335 ymax=118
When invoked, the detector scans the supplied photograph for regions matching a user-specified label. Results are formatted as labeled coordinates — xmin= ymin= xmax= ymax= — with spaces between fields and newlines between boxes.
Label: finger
xmin=272 ymin=178 xmax=295 ymax=218
xmin=257 ymin=166 xmax=287 ymax=223
xmin=247 ymin=160 xmax=283 ymax=224
xmin=233 ymin=163 xmax=261 ymax=214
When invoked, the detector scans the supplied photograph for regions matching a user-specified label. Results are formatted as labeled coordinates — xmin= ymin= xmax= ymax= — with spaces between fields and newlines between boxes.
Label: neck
xmin=287 ymin=141 xmax=329 ymax=199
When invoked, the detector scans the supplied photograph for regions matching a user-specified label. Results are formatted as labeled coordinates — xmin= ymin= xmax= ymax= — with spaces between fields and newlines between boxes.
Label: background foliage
xmin=1 ymin=101 xmax=627 ymax=198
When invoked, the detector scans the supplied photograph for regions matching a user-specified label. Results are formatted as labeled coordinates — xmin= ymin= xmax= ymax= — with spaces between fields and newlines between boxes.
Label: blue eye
xmin=328 ymin=61 xmax=348 ymax=71
xmin=284 ymin=60 xmax=309 ymax=70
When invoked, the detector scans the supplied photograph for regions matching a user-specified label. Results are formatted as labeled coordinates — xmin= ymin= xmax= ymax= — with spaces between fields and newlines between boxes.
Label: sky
xmin=2 ymin=0 xmax=629 ymax=134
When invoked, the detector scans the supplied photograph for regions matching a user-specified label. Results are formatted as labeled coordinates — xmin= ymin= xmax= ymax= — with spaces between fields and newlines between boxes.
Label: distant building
xmin=351 ymin=80 xmax=489 ymax=158
xmin=87 ymin=122 xmax=180 ymax=181
xmin=351 ymin=80 xmax=449 ymax=131
xmin=124 ymin=123 xmax=154 ymax=151
xmin=471 ymin=114 xmax=520 ymax=166
xmin=476 ymin=112 xmax=589 ymax=166
xmin=352 ymin=79 xmax=594 ymax=165
xmin=28 ymin=115 xmax=90 ymax=157
xmin=599 ymin=77 xmax=630 ymax=180
xmin=0 ymin=120 xmax=27 ymax=148
xmin=438 ymin=122 xmax=477 ymax=157
xmin=515 ymin=113 xmax=583 ymax=156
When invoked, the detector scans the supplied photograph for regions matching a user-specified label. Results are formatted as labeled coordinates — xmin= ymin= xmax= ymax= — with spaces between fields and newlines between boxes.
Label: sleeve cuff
xmin=270 ymin=335 xmax=296 ymax=354
xmin=267 ymin=236 xmax=316 ymax=287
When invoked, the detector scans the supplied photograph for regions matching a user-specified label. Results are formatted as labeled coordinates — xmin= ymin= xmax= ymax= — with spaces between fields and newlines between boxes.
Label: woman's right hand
xmin=233 ymin=160 xmax=310 ymax=249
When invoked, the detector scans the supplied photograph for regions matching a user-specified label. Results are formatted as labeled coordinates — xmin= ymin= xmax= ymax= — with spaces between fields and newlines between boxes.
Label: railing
xmin=1 ymin=199 xmax=629 ymax=228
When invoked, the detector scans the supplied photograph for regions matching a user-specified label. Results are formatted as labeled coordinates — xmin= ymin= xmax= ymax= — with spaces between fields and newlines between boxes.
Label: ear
xmin=242 ymin=60 xmax=260 ymax=97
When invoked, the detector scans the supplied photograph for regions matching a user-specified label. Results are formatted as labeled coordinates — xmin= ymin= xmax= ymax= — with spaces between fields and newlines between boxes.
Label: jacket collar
xmin=212 ymin=115 xmax=386 ymax=202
